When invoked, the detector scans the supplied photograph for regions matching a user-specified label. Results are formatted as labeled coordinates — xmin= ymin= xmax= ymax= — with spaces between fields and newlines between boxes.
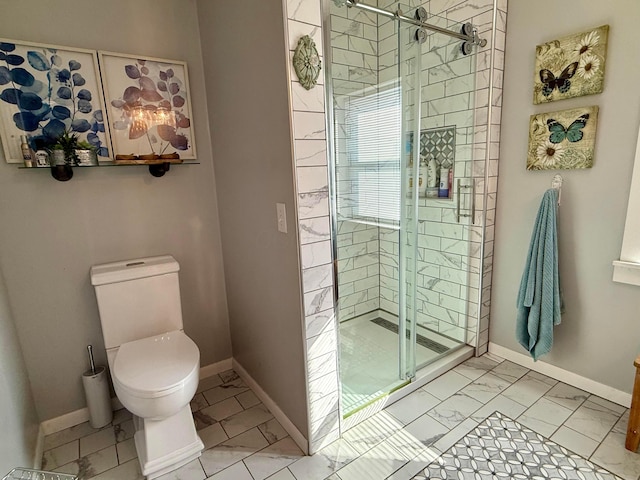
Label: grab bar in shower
xmin=456 ymin=179 xmax=476 ymax=224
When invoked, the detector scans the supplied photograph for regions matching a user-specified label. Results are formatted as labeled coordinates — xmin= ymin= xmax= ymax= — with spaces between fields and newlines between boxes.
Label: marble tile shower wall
xmin=284 ymin=0 xmax=506 ymax=453
xmin=330 ymin=1 xmax=384 ymax=323
xmin=285 ymin=0 xmax=341 ymax=454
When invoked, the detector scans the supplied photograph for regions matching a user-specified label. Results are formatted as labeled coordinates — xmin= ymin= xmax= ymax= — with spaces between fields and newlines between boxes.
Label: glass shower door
xmin=328 ymin=1 xmax=480 ymax=418
xmin=330 ymin=4 xmax=422 ymax=416
xmin=412 ymin=13 xmax=478 ymax=366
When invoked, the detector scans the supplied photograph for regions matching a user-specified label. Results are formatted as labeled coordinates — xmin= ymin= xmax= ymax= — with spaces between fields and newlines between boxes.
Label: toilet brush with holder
xmin=82 ymin=345 xmax=113 ymax=428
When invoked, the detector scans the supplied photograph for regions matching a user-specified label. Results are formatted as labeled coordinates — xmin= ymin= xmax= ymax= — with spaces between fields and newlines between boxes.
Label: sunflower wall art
xmin=527 ymin=106 xmax=598 ymax=170
xmin=533 ymin=25 xmax=609 ymax=104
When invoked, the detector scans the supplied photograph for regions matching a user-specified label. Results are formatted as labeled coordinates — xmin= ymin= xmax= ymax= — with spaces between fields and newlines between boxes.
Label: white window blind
xmin=338 ymin=83 xmax=402 ymax=224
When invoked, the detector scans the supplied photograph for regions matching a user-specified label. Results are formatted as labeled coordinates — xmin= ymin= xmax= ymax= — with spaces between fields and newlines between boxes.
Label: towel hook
xmin=551 ymin=174 xmax=562 ymax=206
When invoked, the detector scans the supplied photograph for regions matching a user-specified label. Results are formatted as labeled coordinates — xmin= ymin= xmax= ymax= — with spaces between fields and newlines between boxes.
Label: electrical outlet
xmin=276 ymin=203 xmax=287 ymax=233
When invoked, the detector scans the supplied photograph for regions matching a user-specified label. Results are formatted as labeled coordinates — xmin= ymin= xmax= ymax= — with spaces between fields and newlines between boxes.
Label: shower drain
xmin=371 ymin=317 xmax=450 ymax=354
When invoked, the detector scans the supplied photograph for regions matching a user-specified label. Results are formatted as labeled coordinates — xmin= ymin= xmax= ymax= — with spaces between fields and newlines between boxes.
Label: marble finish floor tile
xmin=427 ymin=392 xmax=482 ymax=429
xmin=489 ymin=359 xmax=528 ymax=383
xmin=591 ymin=429 xmax=640 ymax=480
xmin=244 ymin=437 xmax=305 ymax=480
xmin=199 ymin=427 xmax=270 ymax=477
xmin=342 ymin=411 xmax=404 ymax=455
xmin=42 ymin=440 xmax=80 ymax=471
xmin=470 ymin=393 xmax=528 ymax=424
xmin=115 ymin=438 xmax=137 ymax=464
xmin=90 ymin=459 xmax=142 ymax=480
xmin=501 ymin=371 xmax=556 ymax=407
xmin=113 ymin=419 xmax=134 ymax=442
xmin=335 ymin=440 xmax=410 ymax=480
xmin=155 ymin=458 xmax=206 ymax=480
xmin=543 ymin=382 xmax=589 ymax=411
xmin=199 ymin=422 xmax=229 ymax=449
xmin=55 ymin=445 xmax=118 ymax=479
xmin=453 ymin=355 xmax=501 ymax=380
xmin=422 ymin=370 xmax=472 ymax=401
xmin=41 ymin=359 xmax=639 ymax=480
xmin=80 ymin=428 xmax=116 ymax=456
xmin=220 ymin=403 xmax=274 ymax=438
xmin=190 ymin=392 xmax=209 ymax=412
xmin=259 ymin=418 xmax=290 ymax=444
xmin=385 ymin=389 xmax=441 ymax=425
xmin=267 ymin=468 xmax=297 ymax=480
xmin=564 ymin=399 xmax=623 ymax=442
xmin=287 ymin=438 xmax=359 ymax=480
xmin=458 ymin=371 xmax=511 ymax=404
xmin=44 ymin=422 xmax=104 ymax=451
xmin=386 ymin=413 xmax=450 ymax=459
xmin=517 ymin=396 xmax=574 ymax=437
xmin=196 ymin=374 xmax=223 ymax=393
xmin=207 ymin=460 xmax=254 ymax=479
xmin=550 ymin=425 xmax=600 ymax=458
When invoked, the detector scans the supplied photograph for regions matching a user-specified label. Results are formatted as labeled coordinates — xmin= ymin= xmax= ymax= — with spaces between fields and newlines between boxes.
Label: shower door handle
xmin=456 ymin=179 xmax=476 ymax=225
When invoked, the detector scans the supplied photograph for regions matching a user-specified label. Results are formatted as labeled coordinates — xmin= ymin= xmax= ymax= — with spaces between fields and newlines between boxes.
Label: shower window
xmin=339 ymin=81 xmax=401 ymax=224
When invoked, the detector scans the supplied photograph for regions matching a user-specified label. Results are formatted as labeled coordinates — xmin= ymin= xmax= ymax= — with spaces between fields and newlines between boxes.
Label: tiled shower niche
xmin=411 ymin=125 xmax=457 ymax=200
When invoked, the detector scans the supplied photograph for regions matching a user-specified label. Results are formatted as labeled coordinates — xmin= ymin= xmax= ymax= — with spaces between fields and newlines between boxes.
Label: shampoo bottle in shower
xmin=418 ymin=156 xmax=428 ymax=197
xmin=439 ymin=168 xmax=450 ymax=197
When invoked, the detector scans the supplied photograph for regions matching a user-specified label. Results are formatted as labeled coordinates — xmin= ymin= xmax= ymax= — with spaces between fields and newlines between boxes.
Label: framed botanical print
xmin=0 ymin=38 xmax=111 ymax=163
xmin=99 ymin=51 xmax=196 ymax=160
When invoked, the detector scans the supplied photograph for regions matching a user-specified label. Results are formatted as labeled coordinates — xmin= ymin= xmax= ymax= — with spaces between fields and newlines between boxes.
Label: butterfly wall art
xmin=533 ymin=25 xmax=608 ymax=104
xmin=527 ymin=106 xmax=598 ymax=170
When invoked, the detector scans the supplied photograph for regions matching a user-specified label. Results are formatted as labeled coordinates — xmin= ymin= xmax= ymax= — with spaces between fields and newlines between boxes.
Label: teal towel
xmin=516 ymin=188 xmax=562 ymax=361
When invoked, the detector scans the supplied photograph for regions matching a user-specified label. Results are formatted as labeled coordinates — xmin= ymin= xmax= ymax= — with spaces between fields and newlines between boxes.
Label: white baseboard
xmin=200 ymin=358 xmax=233 ymax=379
xmin=40 ymin=359 xmax=232 ymax=437
xmin=488 ymin=342 xmax=632 ymax=408
xmin=41 ymin=396 xmax=123 ymax=436
xmin=33 ymin=424 xmax=44 ymax=469
xmin=232 ymin=358 xmax=309 ymax=455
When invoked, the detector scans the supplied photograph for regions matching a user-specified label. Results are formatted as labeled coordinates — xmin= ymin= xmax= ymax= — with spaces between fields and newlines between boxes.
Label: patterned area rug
xmin=412 ymin=411 xmax=621 ymax=479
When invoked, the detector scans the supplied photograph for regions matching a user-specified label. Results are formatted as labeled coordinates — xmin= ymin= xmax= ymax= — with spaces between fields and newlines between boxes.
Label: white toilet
xmin=90 ymin=255 xmax=204 ymax=479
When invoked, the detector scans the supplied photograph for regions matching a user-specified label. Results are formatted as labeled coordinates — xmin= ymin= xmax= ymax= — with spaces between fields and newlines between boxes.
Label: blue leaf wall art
xmin=0 ymin=39 xmax=111 ymax=163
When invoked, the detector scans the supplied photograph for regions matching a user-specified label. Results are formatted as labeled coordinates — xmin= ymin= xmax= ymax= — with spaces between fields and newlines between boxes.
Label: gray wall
xmin=197 ymin=0 xmax=308 ymax=436
xmin=0 ymin=267 xmax=39 ymax=472
xmin=492 ymin=0 xmax=640 ymax=393
xmin=0 ymin=0 xmax=231 ymax=421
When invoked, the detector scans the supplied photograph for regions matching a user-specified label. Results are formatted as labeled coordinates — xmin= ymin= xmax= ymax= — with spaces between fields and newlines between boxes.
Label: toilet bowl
xmin=109 ymin=331 xmax=200 ymax=419
xmin=107 ymin=331 xmax=204 ymax=479
xmin=90 ymin=255 xmax=204 ymax=479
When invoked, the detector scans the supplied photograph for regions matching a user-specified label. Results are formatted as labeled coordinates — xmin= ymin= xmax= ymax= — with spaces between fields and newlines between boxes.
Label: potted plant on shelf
xmin=49 ymin=131 xmax=80 ymax=167
xmin=47 ymin=131 xmax=95 ymax=182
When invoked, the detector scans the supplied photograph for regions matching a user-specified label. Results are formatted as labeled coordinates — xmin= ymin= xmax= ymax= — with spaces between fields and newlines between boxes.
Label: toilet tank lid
xmin=91 ymin=255 xmax=179 ymax=286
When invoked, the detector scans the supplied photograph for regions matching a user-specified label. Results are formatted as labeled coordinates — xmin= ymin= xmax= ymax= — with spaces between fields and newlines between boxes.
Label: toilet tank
xmin=90 ymin=255 xmax=184 ymax=349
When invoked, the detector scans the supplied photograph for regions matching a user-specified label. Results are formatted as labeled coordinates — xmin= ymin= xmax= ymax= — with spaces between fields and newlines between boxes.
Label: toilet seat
xmin=113 ymin=330 xmax=199 ymax=399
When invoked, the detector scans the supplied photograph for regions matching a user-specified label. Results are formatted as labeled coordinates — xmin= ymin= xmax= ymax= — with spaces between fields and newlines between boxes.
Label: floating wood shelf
xmin=113 ymin=158 xmax=184 ymax=165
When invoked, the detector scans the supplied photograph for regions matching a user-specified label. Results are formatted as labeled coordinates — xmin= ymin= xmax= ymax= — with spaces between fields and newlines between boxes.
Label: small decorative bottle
xmin=406 ymin=162 xmax=414 ymax=197
xmin=426 ymin=156 xmax=438 ymax=197
xmin=20 ymin=135 xmax=34 ymax=167
xmin=439 ymin=168 xmax=450 ymax=198
xmin=418 ymin=156 xmax=428 ymax=197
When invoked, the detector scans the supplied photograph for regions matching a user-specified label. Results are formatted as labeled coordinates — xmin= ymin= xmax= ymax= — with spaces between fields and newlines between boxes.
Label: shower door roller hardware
xmin=460 ymin=41 xmax=473 ymax=56
xmin=461 ymin=22 xmax=474 ymax=37
xmin=456 ymin=178 xmax=476 ymax=224
xmin=415 ymin=7 xmax=427 ymax=21
xmin=415 ymin=28 xmax=428 ymax=44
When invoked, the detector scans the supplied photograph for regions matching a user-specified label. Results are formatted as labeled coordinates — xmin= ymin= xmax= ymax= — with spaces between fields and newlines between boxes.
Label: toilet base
xmin=133 ymin=405 xmax=204 ymax=479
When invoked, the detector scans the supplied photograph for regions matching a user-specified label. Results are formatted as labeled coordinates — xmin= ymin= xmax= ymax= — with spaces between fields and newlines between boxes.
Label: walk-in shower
xmin=325 ymin=0 xmax=487 ymax=416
